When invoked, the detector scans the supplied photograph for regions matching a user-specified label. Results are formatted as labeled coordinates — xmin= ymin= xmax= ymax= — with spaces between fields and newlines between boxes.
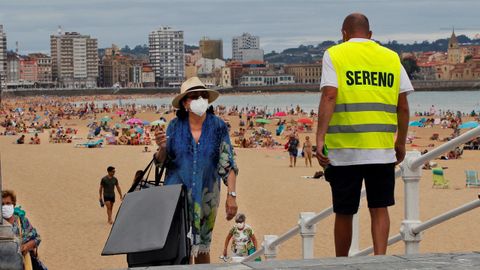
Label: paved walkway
xmin=117 ymin=252 xmax=480 ymax=269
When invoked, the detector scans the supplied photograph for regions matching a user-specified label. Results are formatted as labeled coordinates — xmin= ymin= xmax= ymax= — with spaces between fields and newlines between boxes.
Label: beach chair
xmin=75 ymin=139 xmax=104 ymax=148
xmin=465 ymin=170 xmax=480 ymax=188
xmin=432 ymin=168 xmax=449 ymax=188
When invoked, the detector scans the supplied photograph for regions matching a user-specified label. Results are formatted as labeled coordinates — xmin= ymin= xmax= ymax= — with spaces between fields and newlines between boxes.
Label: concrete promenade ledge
xmin=115 ymin=252 xmax=480 ymax=270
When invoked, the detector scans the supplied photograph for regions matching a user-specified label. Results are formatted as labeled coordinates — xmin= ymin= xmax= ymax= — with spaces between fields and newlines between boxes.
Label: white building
xmin=6 ymin=52 xmax=19 ymax=83
xmin=149 ymin=26 xmax=185 ymax=86
xmin=0 ymin=25 xmax=7 ymax=85
xmin=50 ymin=27 xmax=98 ymax=88
xmin=220 ymin=67 xmax=231 ymax=88
xmin=240 ymin=74 xmax=295 ymax=87
xmin=196 ymin=58 xmax=225 ymax=75
xmin=232 ymin=33 xmax=264 ymax=62
xmin=237 ymin=49 xmax=264 ymax=63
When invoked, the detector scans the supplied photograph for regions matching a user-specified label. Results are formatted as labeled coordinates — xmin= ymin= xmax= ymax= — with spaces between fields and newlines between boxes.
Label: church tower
xmin=448 ymin=29 xmax=462 ymax=64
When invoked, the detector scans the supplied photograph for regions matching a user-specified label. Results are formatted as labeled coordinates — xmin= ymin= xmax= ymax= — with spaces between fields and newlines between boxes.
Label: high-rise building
xmin=50 ymin=27 xmax=98 ymax=88
xmin=6 ymin=52 xmax=20 ymax=83
xmin=232 ymin=33 xmax=264 ymax=62
xmin=149 ymin=26 xmax=184 ymax=86
xmin=0 ymin=25 xmax=7 ymax=85
xmin=199 ymin=38 xmax=223 ymax=60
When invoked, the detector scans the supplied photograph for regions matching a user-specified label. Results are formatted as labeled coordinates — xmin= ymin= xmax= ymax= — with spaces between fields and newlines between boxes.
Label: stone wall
xmin=3 ymin=80 xmax=480 ymax=97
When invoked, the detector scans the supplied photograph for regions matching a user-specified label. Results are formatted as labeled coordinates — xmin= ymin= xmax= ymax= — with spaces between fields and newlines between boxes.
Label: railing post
xmin=399 ymin=151 xmax=423 ymax=255
xmin=349 ymin=211 xmax=360 ymax=256
xmin=263 ymin=235 xmax=279 ymax=260
xmin=299 ymin=212 xmax=316 ymax=259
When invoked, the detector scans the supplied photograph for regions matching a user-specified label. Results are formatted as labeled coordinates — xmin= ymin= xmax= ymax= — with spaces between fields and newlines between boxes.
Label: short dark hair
xmin=235 ymin=213 xmax=246 ymax=223
xmin=107 ymin=166 xmax=115 ymax=172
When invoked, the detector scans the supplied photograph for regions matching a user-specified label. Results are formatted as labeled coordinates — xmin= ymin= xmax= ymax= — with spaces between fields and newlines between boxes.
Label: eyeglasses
xmin=186 ymin=92 xmax=209 ymax=100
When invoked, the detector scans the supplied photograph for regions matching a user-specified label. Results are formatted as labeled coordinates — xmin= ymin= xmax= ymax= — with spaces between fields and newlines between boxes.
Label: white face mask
xmin=189 ymin=97 xmax=209 ymax=117
xmin=236 ymin=222 xmax=245 ymax=230
xmin=2 ymin=204 xmax=14 ymax=219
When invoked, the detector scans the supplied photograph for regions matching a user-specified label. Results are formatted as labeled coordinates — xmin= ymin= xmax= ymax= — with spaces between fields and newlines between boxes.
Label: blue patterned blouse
xmin=165 ymin=113 xmax=238 ymax=250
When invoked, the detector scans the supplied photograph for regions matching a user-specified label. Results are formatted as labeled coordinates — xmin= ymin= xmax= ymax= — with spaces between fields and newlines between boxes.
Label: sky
xmin=2 ymin=0 xmax=480 ymax=57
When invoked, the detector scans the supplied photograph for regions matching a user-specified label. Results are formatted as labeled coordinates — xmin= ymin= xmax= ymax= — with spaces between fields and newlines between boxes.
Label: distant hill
xmin=264 ymin=35 xmax=480 ymax=64
xmin=98 ymin=44 xmax=199 ymax=59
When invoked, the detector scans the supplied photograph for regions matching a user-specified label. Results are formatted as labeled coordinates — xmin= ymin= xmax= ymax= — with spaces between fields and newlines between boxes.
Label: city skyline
xmin=2 ymin=0 xmax=480 ymax=57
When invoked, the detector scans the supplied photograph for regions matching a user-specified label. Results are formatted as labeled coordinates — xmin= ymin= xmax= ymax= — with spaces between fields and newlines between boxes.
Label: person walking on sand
xmin=154 ymin=77 xmax=238 ymax=264
xmin=316 ymin=13 xmax=412 ymax=256
xmin=222 ymin=213 xmax=258 ymax=259
xmin=287 ymin=133 xmax=299 ymax=167
xmin=303 ymin=136 xmax=313 ymax=167
xmin=99 ymin=166 xmax=123 ymax=224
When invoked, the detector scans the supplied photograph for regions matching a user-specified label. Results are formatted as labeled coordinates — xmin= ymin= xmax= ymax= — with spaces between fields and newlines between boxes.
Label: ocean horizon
xmin=85 ymin=90 xmax=480 ymax=116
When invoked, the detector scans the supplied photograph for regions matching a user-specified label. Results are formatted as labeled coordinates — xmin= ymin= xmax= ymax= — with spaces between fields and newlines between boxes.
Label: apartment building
xmin=50 ymin=28 xmax=98 ymax=88
xmin=149 ymin=26 xmax=184 ymax=86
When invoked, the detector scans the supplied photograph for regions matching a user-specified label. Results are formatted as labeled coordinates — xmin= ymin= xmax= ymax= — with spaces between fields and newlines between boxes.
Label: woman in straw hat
xmin=155 ymin=77 xmax=239 ymax=264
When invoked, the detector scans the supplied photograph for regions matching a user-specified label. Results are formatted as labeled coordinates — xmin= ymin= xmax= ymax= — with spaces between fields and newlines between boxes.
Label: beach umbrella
xmin=116 ymin=110 xmax=125 ymax=116
xmin=151 ymin=120 xmax=167 ymax=127
xmin=125 ymin=118 xmax=143 ymax=125
xmin=274 ymin=111 xmax=287 ymax=117
xmin=297 ymin=118 xmax=314 ymax=125
xmin=459 ymin=121 xmax=479 ymax=129
xmin=255 ymin=118 xmax=271 ymax=124
xmin=100 ymin=116 xmax=112 ymax=122
xmin=408 ymin=121 xmax=423 ymax=127
xmin=142 ymin=120 xmax=150 ymax=126
xmin=135 ymin=127 xmax=144 ymax=134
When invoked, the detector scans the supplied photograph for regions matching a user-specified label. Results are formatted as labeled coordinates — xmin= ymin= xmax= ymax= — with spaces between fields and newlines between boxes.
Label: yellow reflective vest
xmin=326 ymin=40 xmax=401 ymax=149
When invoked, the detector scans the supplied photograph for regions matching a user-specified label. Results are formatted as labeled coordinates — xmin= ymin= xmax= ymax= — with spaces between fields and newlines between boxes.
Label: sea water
xmin=87 ymin=90 xmax=480 ymax=115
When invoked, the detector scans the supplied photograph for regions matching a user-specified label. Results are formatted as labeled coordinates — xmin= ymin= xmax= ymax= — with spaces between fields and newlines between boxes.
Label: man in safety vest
xmin=316 ymin=13 xmax=412 ymax=256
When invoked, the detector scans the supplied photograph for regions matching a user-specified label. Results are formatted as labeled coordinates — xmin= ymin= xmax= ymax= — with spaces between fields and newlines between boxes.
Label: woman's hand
xmin=154 ymin=127 xmax=167 ymax=162
xmin=225 ymin=196 xmax=238 ymax=221
xmin=154 ymin=127 xmax=167 ymax=149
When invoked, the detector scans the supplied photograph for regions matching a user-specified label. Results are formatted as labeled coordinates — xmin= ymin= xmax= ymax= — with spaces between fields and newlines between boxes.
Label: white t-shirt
xmin=320 ymin=38 xmax=414 ymax=166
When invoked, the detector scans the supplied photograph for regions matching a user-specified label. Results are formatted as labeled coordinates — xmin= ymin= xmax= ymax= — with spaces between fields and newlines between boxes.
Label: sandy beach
xmin=2 ymin=98 xmax=480 ymax=269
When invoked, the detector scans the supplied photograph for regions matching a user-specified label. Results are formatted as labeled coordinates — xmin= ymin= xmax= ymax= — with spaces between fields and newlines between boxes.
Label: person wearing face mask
xmin=2 ymin=190 xmax=42 ymax=267
xmin=154 ymin=77 xmax=239 ymax=264
xmin=222 ymin=213 xmax=257 ymax=259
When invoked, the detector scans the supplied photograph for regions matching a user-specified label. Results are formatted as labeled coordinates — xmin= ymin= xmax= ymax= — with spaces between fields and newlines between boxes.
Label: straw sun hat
xmin=171 ymin=77 xmax=220 ymax=109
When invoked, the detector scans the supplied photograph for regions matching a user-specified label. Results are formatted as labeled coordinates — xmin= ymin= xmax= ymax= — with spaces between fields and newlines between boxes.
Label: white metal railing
xmin=243 ymin=125 xmax=480 ymax=262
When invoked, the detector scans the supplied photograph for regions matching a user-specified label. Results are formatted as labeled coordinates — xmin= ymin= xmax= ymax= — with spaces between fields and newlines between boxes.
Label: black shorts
xmin=103 ymin=195 xmax=115 ymax=203
xmin=324 ymin=163 xmax=395 ymax=215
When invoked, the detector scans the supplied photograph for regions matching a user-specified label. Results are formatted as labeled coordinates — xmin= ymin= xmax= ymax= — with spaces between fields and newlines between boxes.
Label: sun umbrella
xmin=459 ymin=121 xmax=479 ymax=129
xmin=125 ymin=118 xmax=143 ymax=125
xmin=255 ymin=118 xmax=271 ymax=124
xmin=135 ymin=127 xmax=144 ymax=134
xmin=151 ymin=120 xmax=167 ymax=127
xmin=297 ymin=118 xmax=314 ymax=125
xmin=274 ymin=111 xmax=287 ymax=117
xmin=142 ymin=120 xmax=150 ymax=126
xmin=100 ymin=116 xmax=112 ymax=122
xmin=116 ymin=110 xmax=125 ymax=116
xmin=408 ymin=121 xmax=423 ymax=127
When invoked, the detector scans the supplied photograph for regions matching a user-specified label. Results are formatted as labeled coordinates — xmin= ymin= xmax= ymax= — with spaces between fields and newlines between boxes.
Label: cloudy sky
xmin=2 ymin=0 xmax=480 ymax=57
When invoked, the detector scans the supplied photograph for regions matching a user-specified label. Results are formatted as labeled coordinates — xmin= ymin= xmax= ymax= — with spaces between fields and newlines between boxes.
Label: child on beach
xmin=222 ymin=213 xmax=258 ymax=258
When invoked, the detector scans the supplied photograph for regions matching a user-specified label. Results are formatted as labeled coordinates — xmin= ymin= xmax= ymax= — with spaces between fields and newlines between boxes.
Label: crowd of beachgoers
xmin=1 ymin=96 xmax=480 ymax=161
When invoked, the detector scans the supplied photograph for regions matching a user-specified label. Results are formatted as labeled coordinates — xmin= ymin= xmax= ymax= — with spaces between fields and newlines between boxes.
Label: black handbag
xmin=102 ymin=158 xmax=191 ymax=267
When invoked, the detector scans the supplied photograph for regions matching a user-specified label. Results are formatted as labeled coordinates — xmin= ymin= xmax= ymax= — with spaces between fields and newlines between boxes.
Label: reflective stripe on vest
xmin=327 ymin=124 xmax=397 ymax=134
xmin=326 ymin=41 xmax=401 ymax=149
xmin=334 ymin=103 xmax=397 ymax=113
